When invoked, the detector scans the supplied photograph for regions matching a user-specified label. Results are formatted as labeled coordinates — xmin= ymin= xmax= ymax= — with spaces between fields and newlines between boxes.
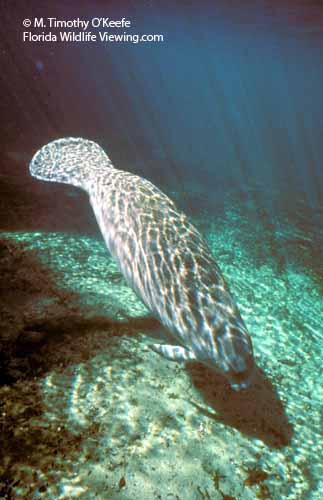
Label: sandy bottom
xmin=0 ymin=188 xmax=322 ymax=499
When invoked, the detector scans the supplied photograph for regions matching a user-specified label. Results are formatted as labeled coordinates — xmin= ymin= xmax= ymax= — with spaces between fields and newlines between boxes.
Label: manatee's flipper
xmin=29 ymin=137 xmax=114 ymax=190
xmin=150 ymin=343 xmax=197 ymax=362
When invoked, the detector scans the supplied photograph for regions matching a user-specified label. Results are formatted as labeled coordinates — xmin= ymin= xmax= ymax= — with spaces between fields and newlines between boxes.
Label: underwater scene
xmin=0 ymin=1 xmax=322 ymax=499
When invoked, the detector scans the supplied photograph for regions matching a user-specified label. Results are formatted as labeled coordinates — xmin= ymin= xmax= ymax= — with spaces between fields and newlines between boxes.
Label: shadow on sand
xmin=186 ymin=361 xmax=293 ymax=448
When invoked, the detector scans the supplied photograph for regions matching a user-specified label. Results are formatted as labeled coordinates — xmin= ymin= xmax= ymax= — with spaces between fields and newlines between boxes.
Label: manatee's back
xmin=99 ymin=175 xmax=254 ymax=387
xmin=87 ymin=165 xmax=186 ymax=315
xmin=88 ymin=164 xmax=231 ymax=341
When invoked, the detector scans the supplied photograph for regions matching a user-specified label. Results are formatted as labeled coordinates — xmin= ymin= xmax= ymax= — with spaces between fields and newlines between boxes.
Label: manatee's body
xmin=29 ymin=138 xmax=255 ymax=390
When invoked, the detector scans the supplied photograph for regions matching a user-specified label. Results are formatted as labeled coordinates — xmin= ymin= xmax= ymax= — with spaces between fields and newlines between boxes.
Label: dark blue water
xmin=2 ymin=2 xmax=323 ymax=202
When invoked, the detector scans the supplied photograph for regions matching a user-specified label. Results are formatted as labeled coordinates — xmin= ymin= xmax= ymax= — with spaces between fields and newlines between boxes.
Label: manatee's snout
xmin=216 ymin=325 xmax=255 ymax=391
xmin=226 ymin=359 xmax=255 ymax=391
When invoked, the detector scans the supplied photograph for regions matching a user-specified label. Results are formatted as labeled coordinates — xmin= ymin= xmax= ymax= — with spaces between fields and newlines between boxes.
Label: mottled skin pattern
xmin=30 ymin=138 xmax=255 ymax=390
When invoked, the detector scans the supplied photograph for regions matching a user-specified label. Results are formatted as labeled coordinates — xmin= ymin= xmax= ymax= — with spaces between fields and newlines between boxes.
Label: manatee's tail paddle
xmin=29 ymin=137 xmax=114 ymax=190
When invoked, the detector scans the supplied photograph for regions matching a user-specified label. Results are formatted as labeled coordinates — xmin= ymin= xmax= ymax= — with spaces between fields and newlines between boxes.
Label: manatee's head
xmin=205 ymin=320 xmax=255 ymax=391
xmin=29 ymin=137 xmax=114 ymax=190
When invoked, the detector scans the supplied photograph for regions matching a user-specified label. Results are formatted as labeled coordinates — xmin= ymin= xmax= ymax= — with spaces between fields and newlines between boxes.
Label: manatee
xmin=29 ymin=137 xmax=255 ymax=390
